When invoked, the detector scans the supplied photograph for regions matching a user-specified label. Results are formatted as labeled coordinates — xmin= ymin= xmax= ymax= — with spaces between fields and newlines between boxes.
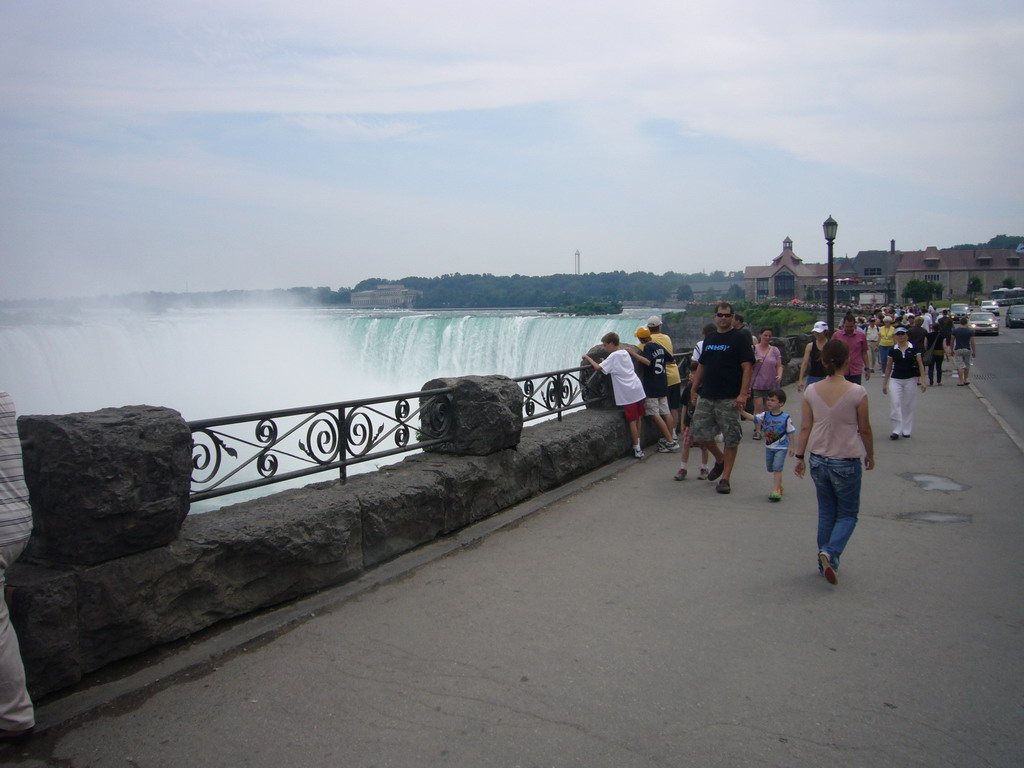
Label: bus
xmin=989 ymin=287 xmax=1024 ymax=307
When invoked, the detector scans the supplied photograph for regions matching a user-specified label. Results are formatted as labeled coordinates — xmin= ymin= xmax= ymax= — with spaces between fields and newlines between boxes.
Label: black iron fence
xmin=188 ymin=353 xmax=692 ymax=503
xmin=189 ymin=387 xmax=454 ymax=503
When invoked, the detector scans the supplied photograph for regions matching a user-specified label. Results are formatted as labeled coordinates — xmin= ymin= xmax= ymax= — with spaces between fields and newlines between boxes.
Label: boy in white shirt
xmin=583 ymin=332 xmax=648 ymax=458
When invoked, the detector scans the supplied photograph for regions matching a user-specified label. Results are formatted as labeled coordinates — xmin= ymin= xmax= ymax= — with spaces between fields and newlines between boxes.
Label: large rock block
xmin=420 ymin=375 xmax=523 ymax=455
xmin=348 ymin=462 xmax=448 ymax=568
xmin=19 ymin=406 xmax=192 ymax=566
xmin=73 ymin=483 xmax=363 ymax=673
xmin=7 ymin=563 xmax=81 ymax=697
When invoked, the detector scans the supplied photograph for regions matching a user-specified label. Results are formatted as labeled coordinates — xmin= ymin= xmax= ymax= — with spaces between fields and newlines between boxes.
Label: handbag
xmin=922 ymin=334 xmax=938 ymax=367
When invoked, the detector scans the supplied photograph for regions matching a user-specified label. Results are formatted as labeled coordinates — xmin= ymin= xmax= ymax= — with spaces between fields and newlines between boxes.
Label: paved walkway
xmin=6 ymin=373 xmax=1024 ymax=767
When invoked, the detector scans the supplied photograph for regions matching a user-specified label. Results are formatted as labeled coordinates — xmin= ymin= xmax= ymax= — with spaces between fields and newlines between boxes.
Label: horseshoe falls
xmin=0 ymin=307 xmax=672 ymax=421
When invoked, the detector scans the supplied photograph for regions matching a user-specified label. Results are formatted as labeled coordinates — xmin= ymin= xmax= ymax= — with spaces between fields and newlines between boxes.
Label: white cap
xmin=812 ymin=321 xmax=829 ymax=333
xmin=646 ymin=315 xmax=662 ymax=328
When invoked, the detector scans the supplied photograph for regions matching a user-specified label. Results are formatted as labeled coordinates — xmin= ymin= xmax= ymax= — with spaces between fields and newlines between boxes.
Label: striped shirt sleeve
xmin=0 ymin=392 xmax=33 ymax=546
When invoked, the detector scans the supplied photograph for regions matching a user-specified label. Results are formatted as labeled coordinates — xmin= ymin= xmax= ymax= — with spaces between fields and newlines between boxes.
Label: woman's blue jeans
xmin=809 ymin=454 xmax=863 ymax=569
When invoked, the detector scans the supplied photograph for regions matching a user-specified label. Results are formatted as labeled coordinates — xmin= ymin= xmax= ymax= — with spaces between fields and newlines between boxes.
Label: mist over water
xmin=1 ymin=307 xmax=666 ymax=420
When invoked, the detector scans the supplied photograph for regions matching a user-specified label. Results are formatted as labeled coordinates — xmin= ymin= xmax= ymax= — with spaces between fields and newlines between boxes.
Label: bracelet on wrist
xmin=795 ymin=454 xmax=805 ymax=460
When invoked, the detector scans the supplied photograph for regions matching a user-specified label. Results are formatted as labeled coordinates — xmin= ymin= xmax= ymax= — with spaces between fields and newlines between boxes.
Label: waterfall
xmin=1 ymin=307 xmax=677 ymax=420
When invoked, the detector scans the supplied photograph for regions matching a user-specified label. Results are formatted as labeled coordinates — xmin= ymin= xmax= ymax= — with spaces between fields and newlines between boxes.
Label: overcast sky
xmin=1 ymin=0 xmax=1021 ymax=300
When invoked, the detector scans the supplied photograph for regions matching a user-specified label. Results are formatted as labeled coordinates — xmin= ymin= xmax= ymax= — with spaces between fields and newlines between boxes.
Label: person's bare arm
xmin=857 ymin=394 xmax=874 ymax=470
xmin=793 ymin=397 xmax=814 ymax=478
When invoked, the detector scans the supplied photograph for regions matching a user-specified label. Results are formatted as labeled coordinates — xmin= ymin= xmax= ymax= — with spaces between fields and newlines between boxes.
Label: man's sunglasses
xmin=716 ymin=312 xmax=733 ymax=318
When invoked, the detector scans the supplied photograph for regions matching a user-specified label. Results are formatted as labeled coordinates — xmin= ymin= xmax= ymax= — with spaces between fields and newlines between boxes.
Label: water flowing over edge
xmin=1 ymin=307 xmax=677 ymax=421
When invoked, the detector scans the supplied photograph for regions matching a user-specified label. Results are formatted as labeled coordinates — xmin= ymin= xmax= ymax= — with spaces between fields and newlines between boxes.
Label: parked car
xmin=968 ymin=312 xmax=999 ymax=336
xmin=1006 ymin=305 xmax=1024 ymax=328
xmin=980 ymin=300 xmax=1000 ymax=316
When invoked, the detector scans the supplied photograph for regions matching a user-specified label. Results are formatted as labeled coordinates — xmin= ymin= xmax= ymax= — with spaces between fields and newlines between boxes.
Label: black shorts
xmin=666 ymin=382 xmax=682 ymax=410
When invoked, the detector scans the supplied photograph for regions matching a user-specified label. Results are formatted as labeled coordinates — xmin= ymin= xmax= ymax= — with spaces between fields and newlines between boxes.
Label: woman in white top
xmin=793 ymin=339 xmax=875 ymax=586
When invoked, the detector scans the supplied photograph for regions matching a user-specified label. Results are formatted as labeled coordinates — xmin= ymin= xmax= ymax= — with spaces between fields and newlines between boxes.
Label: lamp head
xmin=823 ymin=216 xmax=838 ymax=242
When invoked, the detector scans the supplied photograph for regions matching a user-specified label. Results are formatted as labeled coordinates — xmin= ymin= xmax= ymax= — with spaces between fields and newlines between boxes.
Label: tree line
xmin=354 ymin=270 xmax=738 ymax=308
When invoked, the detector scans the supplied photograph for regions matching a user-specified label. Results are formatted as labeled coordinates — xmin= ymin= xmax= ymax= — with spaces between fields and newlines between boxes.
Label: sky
xmin=1 ymin=0 xmax=1021 ymax=301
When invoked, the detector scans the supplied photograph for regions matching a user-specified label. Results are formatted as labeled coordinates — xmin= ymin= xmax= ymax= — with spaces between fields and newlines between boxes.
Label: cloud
xmin=1 ymin=0 xmax=1021 ymax=299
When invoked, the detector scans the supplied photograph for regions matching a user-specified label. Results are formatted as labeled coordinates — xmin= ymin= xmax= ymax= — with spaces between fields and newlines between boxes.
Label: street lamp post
xmin=823 ymin=216 xmax=838 ymax=332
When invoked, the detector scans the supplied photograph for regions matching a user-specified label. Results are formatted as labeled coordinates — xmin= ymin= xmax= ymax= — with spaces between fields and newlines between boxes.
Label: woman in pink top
xmin=750 ymin=327 xmax=783 ymax=440
xmin=793 ymin=340 xmax=875 ymax=586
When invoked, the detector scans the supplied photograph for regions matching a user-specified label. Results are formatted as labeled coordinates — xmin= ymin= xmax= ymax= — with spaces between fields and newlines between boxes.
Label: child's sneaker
xmin=674 ymin=468 xmax=687 ymax=481
xmin=657 ymin=437 xmax=669 ymax=448
xmin=697 ymin=466 xmax=709 ymax=480
xmin=633 ymin=447 xmax=645 ymax=459
xmin=657 ymin=440 xmax=680 ymax=453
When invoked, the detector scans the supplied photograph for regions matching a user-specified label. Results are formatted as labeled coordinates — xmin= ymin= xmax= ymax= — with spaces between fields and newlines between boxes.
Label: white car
xmin=980 ymin=300 xmax=1000 ymax=316
xmin=968 ymin=312 xmax=999 ymax=336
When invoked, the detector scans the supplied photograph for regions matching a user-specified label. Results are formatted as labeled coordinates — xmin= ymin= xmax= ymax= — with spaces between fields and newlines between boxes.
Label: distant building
xmin=745 ymin=237 xmax=1024 ymax=305
xmin=744 ymin=237 xmax=858 ymax=303
xmin=895 ymin=247 xmax=1023 ymax=300
xmin=350 ymin=284 xmax=421 ymax=308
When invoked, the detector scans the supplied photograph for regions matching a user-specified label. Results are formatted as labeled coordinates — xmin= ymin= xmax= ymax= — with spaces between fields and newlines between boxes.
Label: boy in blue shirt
xmin=739 ymin=388 xmax=795 ymax=501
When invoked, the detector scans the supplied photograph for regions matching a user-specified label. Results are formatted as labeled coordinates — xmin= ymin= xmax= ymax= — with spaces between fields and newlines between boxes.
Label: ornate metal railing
xmin=188 ymin=388 xmax=454 ymax=502
xmin=516 ymin=364 xmax=607 ymax=423
xmin=188 ymin=352 xmax=693 ymax=503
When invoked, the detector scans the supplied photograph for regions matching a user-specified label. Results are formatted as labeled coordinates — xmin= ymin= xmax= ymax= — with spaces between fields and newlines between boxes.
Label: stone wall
xmin=8 ymin=379 xmax=640 ymax=699
xmin=9 ymin=334 xmax=810 ymax=700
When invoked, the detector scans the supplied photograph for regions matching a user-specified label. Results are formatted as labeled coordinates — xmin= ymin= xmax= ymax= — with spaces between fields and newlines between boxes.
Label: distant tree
xmin=724 ymin=283 xmax=745 ymax=300
xmin=1003 ymin=277 xmax=1017 ymax=289
xmin=902 ymin=279 xmax=943 ymax=304
xmin=967 ymin=274 xmax=983 ymax=295
xmin=986 ymin=235 xmax=1024 ymax=250
xmin=676 ymin=283 xmax=694 ymax=301
xmin=949 ymin=234 xmax=1024 ymax=251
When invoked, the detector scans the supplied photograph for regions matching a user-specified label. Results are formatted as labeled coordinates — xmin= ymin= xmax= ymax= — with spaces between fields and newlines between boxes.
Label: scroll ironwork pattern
xmin=189 ymin=389 xmax=453 ymax=503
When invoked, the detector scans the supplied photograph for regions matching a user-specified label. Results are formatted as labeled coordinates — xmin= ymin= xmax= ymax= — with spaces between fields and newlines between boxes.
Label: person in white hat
xmin=882 ymin=326 xmax=927 ymax=438
xmin=797 ymin=321 xmax=831 ymax=392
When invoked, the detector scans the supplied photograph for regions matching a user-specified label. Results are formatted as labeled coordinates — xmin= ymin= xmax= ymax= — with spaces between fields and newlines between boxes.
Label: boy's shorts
xmin=765 ymin=448 xmax=787 ymax=472
xmin=681 ymin=426 xmax=695 ymax=448
xmin=644 ymin=396 xmax=670 ymax=417
xmin=622 ymin=400 xmax=645 ymax=422
xmin=690 ymin=397 xmax=742 ymax=448
xmin=666 ymin=383 xmax=682 ymax=411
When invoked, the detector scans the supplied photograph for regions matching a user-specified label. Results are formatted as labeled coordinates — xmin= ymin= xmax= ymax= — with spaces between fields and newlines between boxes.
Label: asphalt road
xmin=971 ymin=325 xmax=1024 ymax=442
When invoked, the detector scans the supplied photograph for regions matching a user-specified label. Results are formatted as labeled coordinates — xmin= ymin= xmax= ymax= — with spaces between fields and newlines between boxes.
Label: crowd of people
xmin=586 ymin=300 xmax=982 ymax=589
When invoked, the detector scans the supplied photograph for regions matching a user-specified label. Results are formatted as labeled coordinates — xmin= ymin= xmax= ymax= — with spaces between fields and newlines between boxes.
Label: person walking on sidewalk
xmin=834 ymin=313 xmax=871 ymax=385
xmin=797 ymin=321 xmax=830 ymax=392
xmin=925 ymin=314 xmax=950 ymax=386
xmin=946 ymin=315 xmax=976 ymax=387
xmin=0 ymin=392 xmax=36 ymax=742
xmin=877 ymin=315 xmax=896 ymax=372
xmin=738 ymin=388 xmax=796 ymax=502
xmin=865 ymin=317 xmax=880 ymax=373
xmin=750 ymin=328 xmax=783 ymax=440
xmin=882 ymin=327 xmax=927 ymax=439
xmin=688 ymin=301 xmax=754 ymax=494
xmin=793 ymin=340 xmax=874 ymax=586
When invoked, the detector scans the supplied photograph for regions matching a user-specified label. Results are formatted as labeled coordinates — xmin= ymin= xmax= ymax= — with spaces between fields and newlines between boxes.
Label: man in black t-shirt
xmin=688 ymin=301 xmax=755 ymax=494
